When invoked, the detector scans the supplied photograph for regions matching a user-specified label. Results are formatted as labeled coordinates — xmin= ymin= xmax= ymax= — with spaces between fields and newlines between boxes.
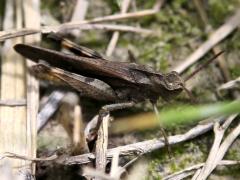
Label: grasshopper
xmin=14 ymin=34 xmax=223 ymax=155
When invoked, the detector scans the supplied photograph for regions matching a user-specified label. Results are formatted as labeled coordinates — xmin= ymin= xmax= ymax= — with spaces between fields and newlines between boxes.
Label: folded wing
xmin=31 ymin=63 xmax=117 ymax=101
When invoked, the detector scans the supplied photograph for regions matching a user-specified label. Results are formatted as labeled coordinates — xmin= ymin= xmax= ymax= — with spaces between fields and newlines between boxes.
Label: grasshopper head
xmin=151 ymin=71 xmax=193 ymax=101
xmin=163 ymin=71 xmax=184 ymax=91
xmin=162 ymin=71 xmax=193 ymax=101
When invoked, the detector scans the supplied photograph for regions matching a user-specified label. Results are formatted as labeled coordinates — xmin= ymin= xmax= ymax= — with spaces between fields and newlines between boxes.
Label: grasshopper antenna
xmin=153 ymin=105 xmax=172 ymax=159
xmin=184 ymin=51 xmax=224 ymax=82
xmin=181 ymin=85 xmax=196 ymax=103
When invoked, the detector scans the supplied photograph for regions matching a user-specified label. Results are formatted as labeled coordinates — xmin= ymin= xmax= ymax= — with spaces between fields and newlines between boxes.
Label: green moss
xmin=0 ymin=0 xmax=5 ymax=21
xmin=147 ymin=139 xmax=207 ymax=178
xmin=226 ymin=148 xmax=240 ymax=160
xmin=136 ymin=0 xmax=156 ymax=9
xmin=230 ymin=67 xmax=240 ymax=79
xmin=208 ymin=0 xmax=239 ymax=26
xmin=212 ymin=137 xmax=240 ymax=177
xmin=116 ymin=0 xmax=204 ymax=74
xmin=41 ymin=0 xmax=61 ymax=20
xmin=41 ymin=0 xmax=75 ymax=22
xmin=223 ymin=29 xmax=240 ymax=50
xmin=105 ymin=0 xmax=120 ymax=14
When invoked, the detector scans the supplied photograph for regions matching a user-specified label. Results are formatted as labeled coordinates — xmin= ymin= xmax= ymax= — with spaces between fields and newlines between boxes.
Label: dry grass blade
xmin=70 ymin=23 xmax=153 ymax=34
xmin=24 ymin=0 xmax=41 ymax=175
xmin=72 ymin=105 xmax=89 ymax=154
xmin=0 ymin=99 xmax=26 ymax=106
xmin=0 ymin=29 xmax=40 ymax=41
xmin=106 ymin=0 xmax=131 ymax=56
xmin=106 ymin=0 xmax=164 ymax=56
xmin=83 ymin=167 xmax=114 ymax=180
xmin=0 ymin=0 xmax=40 ymax=177
xmin=0 ymin=152 xmax=57 ymax=162
xmin=218 ymin=77 xmax=240 ymax=91
xmin=0 ymin=0 xmax=27 ymax=175
xmin=95 ymin=114 xmax=110 ymax=177
xmin=193 ymin=0 xmax=231 ymax=82
xmin=193 ymin=114 xmax=239 ymax=180
xmin=37 ymin=91 xmax=66 ymax=133
xmin=0 ymin=24 xmax=152 ymax=41
xmin=174 ymin=9 xmax=240 ymax=73
xmin=164 ymin=160 xmax=240 ymax=180
xmin=0 ymin=8 xmax=159 ymax=41
xmin=110 ymin=150 xmax=122 ymax=179
xmin=69 ymin=0 xmax=89 ymax=36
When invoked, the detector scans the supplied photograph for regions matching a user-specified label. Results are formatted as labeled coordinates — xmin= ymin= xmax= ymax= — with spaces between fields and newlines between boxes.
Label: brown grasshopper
xmin=14 ymin=34 xmax=223 ymax=154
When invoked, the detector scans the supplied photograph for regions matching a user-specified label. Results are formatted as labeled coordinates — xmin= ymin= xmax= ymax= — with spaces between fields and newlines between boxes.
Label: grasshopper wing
xmin=32 ymin=63 xmax=117 ymax=101
xmin=14 ymin=44 xmax=138 ymax=83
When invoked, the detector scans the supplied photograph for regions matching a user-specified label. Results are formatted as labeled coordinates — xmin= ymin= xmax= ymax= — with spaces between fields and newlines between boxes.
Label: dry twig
xmin=193 ymin=114 xmax=239 ymax=180
xmin=174 ymin=9 xmax=240 ymax=73
xmin=69 ymin=0 xmax=89 ymax=36
xmin=72 ymin=105 xmax=89 ymax=154
xmin=0 ymin=24 xmax=152 ymax=41
xmin=106 ymin=0 xmax=132 ymax=56
xmin=110 ymin=150 xmax=123 ymax=179
xmin=58 ymin=117 xmax=224 ymax=165
xmin=193 ymin=0 xmax=231 ymax=82
xmin=0 ymin=152 xmax=57 ymax=162
xmin=0 ymin=8 xmax=159 ymax=41
xmin=37 ymin=91 xmax=66 ymax=133
xmin=105 ymin=0 xmax=164 ymax=56
xmin=0 ymin=99 xmax=26 ymax=106
xmin=95 ymin=114 xmax=110 ymax=175
xmin=218 ymin=77 xmax=240 ymax=91
xmin=59 ymin=23 xmax=153 ymax=34
xmin=83 ymin=167 xmax=114 ymax=180
xmin=164 ymin=160 xmax=240 ymax=180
